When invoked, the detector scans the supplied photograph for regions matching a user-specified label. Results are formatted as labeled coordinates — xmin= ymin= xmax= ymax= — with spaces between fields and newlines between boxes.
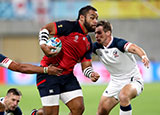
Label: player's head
xmin=95 ymin=20 xmax=113 ymax=44
xmin=77 ymin=5 xmax=98 ymax=32
xmin=4 ymin=88 xmax=22 ymax=111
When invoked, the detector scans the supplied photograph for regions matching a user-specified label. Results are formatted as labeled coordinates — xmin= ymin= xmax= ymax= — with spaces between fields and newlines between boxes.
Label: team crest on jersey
xmin=83 ymin=37 xmax=86 ymax=40
xmin=113 ymin=50 xmax=119 ymax=58
xmin=74 ymin=35 xmax=79 ymax=42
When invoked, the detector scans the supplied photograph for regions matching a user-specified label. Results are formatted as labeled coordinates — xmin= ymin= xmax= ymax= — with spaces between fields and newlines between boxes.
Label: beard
xmin=84 ymin=19 xmax=95 ymax=32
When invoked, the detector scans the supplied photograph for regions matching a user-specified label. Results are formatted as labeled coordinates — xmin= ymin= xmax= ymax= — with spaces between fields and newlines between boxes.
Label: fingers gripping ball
xmin=47 ymin=37 xmax=62 ymax=54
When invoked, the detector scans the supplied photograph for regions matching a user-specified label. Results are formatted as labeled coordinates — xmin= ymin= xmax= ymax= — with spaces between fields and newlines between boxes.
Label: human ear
xmin=106 ymin=31 xmax=111 ymax=36
xmin=80 ymin=15 xmax=85 ymax=22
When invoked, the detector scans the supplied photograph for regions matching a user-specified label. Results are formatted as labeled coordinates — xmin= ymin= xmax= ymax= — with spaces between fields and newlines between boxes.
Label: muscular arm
xmin=127 ymin=44 xmax=146 ymax=58
xmin=41 ymin=22 xmax=56 ymax=35
xmin=40 ymin=22 xmax=58 ymax=57
xmin=8 ymin=61 xmax=44 ymax=74
xmin=127 ymin=43 xmax=150 ymax=68
xmin=8 ymin=61 xmax=63 ymax=75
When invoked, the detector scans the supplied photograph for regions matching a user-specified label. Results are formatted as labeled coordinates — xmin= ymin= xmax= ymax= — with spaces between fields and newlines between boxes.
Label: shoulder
xmin=15 ymin=106 xmax=22 ymax=114
xmin=55 ymin=20 xmax=81 ymax=35
xmin=111 ymin=37 xmax=128 ymax=46
xmin=56 ymin=20 xmax=76 ymax=28
xmin=86 ymin=35 xmax=92 ymax=43
xmin=109 ymin=37 xmax=128 ymax=52
xmin=9 ymin=106 xmax=22 ymax=115
xmin=93 ymin=42 xmax=104 ymax=54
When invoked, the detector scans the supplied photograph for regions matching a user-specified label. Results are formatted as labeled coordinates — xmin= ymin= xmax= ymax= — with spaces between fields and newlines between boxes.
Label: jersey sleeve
xmin=0 ymin=54 xmax=13 ymax=68
xmin=54 ymin=20 xmax=73 ymax=36
xmin=114 ymin=38 xmax=128 ymax=52
xmin=93 ymin=42 xmax=104 ymax=55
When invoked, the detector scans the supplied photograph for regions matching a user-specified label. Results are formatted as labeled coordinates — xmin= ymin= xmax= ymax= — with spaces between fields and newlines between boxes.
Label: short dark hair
xmin=7 ymin=88 xmax=22 ymax=96
xmin=77 ymin=5 xmax=97 ymax=20
xmin=96 ymin=20 xmax=112 ymax=33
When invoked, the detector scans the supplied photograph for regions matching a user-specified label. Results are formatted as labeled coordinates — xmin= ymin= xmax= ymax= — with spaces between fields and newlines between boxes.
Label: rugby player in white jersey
xmin=93 ymin=20 xmax=149 ymax=115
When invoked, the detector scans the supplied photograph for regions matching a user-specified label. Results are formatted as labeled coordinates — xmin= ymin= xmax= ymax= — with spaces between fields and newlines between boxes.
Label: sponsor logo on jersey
xmin=58 ymin=24 xmax=63 ymax=28
xmin=49 ymin=89 xmax=54 ymax=93
xmin=113 ymin=50 xmax=119 ymax=58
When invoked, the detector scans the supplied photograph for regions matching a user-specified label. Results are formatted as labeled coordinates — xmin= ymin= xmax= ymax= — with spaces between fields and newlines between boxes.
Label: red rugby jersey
xmin=40 ymin=20 xmax=93 ymax=75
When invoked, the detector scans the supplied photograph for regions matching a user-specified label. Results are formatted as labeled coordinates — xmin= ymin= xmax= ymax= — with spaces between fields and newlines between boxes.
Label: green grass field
xmin=0 ymin=83 xmax=160 ymax=115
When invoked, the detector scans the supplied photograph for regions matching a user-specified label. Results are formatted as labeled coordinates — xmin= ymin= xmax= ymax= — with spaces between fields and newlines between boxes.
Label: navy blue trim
xmin=0 ymin=54 xmax=6 ymax=63
xmin=120 ymin=104 xmax=132 ymax=111
xmin=93 ymin=37 xmax=128 ymax=54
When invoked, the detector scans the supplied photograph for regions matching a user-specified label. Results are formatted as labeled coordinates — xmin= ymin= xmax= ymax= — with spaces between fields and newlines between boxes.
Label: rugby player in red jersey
xmin=36 ymin=5 xmax=100 ymax=115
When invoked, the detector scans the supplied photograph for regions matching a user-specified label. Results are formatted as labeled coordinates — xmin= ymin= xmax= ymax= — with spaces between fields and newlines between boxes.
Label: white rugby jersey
xmin=93 ymin=37 xmax=142 ymax=80
xmin=0 ymin=54 xmax=12 ymax=68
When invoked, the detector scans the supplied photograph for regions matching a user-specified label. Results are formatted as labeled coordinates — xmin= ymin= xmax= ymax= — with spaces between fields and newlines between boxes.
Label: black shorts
xmin=36 ymin=72 xmax=82 ymax=97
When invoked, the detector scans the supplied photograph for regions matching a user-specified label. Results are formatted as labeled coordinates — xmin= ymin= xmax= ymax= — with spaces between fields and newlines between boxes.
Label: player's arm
xmin=81 ymin=61 xmax=100 ymax=82
xmin=127 ymin=43 xmax=150 ymax=68
xmin=39 ymin=22 xmax=57 ymax=57
xmin=0 ymin=54 xmax=63 ymax=75
xmin=8 ymin=61 xmax=63 ymax=75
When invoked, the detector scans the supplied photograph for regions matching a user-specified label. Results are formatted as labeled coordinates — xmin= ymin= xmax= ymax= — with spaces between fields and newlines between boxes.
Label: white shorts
xmin=103 ymin=77 xmax=144 ymax=100
xmin=41 ymin=89 xmax=83 ymax=106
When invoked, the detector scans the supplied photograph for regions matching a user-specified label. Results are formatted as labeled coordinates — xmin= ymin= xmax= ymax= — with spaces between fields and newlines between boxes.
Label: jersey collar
xmin=78 ymin=21 xmax=86 ymax=35
xmin=104 ymin=36 xmax=113 ymax=48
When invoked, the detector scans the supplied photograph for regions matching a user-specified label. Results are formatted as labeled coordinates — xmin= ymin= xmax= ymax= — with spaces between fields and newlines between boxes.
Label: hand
xmin=141 ymin=56 xmax=150 ymax=68
xmin=47 ymin=65 xmax=63 ymax=76
xmin=41 ymin=44 xmax=58 ymax=57
xmin=90 ymin=72 xmax=100 ymax=82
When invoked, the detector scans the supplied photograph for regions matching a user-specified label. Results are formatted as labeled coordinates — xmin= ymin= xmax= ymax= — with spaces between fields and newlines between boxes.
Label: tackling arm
xmin=127 ymin=43 xmax=150 ymax=68
xmin=81 ymin=61 xmax=100 ymax=82
xmin=8 ymin=61 xmax=63 ymax=75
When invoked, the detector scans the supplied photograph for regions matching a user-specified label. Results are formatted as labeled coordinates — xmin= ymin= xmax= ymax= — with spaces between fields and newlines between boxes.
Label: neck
xmin=78 ymin=20 xmax=88 ymax=34
xmin=104 ymin=36 xmax=112 ymax=47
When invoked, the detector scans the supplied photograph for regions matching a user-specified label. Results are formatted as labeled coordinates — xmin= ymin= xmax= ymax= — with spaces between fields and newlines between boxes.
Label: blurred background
xmin=0 ymin=0 xmax=160 ymax=85
xmin=0 ymin=0 xmax=160 ymax=114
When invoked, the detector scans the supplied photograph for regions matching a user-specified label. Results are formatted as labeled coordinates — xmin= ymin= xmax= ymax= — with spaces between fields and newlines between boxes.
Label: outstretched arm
xmin=127 ymin=43 xmax=150 ymax=68
xmin=8 ymin=61 xmax=63 ymax=75
xmin=0 ymin=54 xmax=63 ymax=75
xmin=8 ymin=61 xmax=44 ymax=74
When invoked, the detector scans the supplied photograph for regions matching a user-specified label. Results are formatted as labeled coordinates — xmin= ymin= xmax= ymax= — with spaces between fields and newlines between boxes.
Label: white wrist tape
xmin=83 ymin=66 xmax=94 ymax=78
xmin=39 ymin=29 xmax=49 ymax=45
xmin=43 ymin=67 xmax=48 ymax=74
xmin=141 ymin=55 xmax=148 ymax=59
xmin=0 ymin=58 xmax=13 ymax=68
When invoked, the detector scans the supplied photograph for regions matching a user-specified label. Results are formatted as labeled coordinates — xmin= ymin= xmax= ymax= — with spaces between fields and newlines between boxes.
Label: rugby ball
xmin=46 ymin=37 xmax=62 ymax=53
